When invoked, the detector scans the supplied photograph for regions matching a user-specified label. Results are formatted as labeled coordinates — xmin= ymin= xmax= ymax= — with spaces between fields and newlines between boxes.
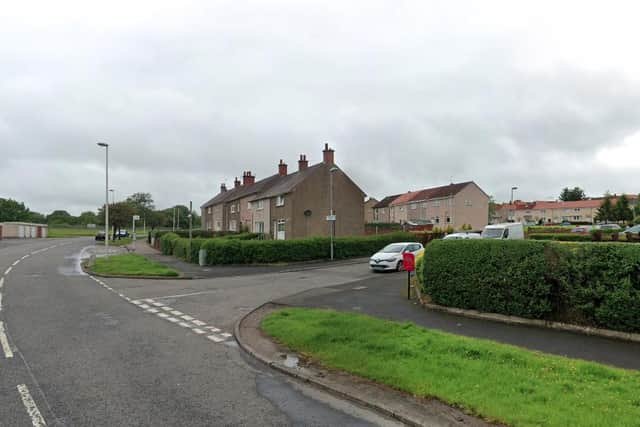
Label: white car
xmin=443 ymin=232 xmax=482 ymax=240
xmin=369 ymin=242 xmax=424 ymax=272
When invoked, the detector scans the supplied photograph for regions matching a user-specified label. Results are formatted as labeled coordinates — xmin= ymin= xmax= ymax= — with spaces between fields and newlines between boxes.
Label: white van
xmin=481 ymin=223 xmax=525 ymax=240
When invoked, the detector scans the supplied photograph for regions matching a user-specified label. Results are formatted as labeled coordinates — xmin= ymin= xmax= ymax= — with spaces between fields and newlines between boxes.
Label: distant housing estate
xmin=495 ymin=195 xmax=638 ymax=224
xmin=201 ymin=145 xmax=365 ymax=240
xmin=371 ymin=181 xmax=489 ymax=230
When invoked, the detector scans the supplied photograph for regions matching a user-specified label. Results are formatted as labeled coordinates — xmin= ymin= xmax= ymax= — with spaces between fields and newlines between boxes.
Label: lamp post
xmin=510 ymin=186 xmax=518 ymax=222
xmin=329 ymin=166 xmax=339 ymax=260
xmin=109 ymin=189 xmax=115 ymax=205
xmin=97 ymin=143 xmax=109 ymax=247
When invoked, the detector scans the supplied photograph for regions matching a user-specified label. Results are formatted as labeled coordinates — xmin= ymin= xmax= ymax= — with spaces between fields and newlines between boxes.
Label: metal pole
xmin=330 ymin=171 xmax=334 ymax=260
xmin=106 ymin=146 xmax=109 ymax=248
xmin=173 ymin=207 xmax=176 ymax=231
xmin=407 ymin=270 xmax=411 ymax=300
xmin=189 ymin=201 xmax=193 ymax=261
xmin=177 ymin=207 xmax=180 ymax=230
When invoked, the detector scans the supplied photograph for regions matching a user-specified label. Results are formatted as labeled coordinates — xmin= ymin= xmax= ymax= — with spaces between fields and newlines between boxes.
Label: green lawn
xmin=262 ymin=308 xmax=640 ymax=427
xmin=91 ymin=253 xmax=178 ymax=277
xmin=48 ymin=228 xmax=100 ymax=238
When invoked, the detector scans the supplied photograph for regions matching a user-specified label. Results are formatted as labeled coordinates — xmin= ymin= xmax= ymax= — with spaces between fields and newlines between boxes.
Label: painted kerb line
xmin=17 ymin=384 xmax=47 ymax=427
xmin=0 ymin=321 xmax=14 ymax=358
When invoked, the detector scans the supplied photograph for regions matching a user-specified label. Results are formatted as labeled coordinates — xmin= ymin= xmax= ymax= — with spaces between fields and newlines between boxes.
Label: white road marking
xmin=17 ymin=384 xmax=47 ymax=427
xmin=220 ymin=333 xmax=232 ymax=338
xmin=146 ymin=308 xmax=160 ymax=314
xmin=178 ymin=322 xmax=193 ymax=328
xmin=181 ymin=315 xmax=194 ymax=321
xmin=157 ymin=313 xmax=169 ymax=318
xmin=167 ymin=317 xmax=180 ymax=323
xmin=5 ymin=267 xmax=12 ymax=275
xmin=192 ymin=328 xmax=206 ymax=335
xmin=118 ymin=294 xmax=124 ymax=297
xmin=193 ymin=320 xmax=206 ymax=327
xmin=0 ymin=277 xmax=4 ymax=289
xmin=0 ymin=292 xmax=3 ymax=312
xmin=132 ymin=301 xmax=142 ymax=305
xmin=161 ymin=307 xmax=172 ymax=311
xmin=170 ymin=310 xmax=183 ymax=316
xmin=21 ymin=255 xmax=29 ymax=260
xmin=205 ymin=326 xmax=220 ymax=332
xmin=0 ymin=321 xmax=14 ymax=358
xmin=139 ymin=304 xmax=151 ymax=309
xmin=144 ymin=299 xmax=155 ymax=303
xmin=207 ymin=335 xmax=225 ymax=343
xmin=352 ymin=286 xmax=367 ymax=290
xmin=12 ymin=260 xmax=20 ymax=266
xmin=151 ymin=302 xmax=164 ymax=307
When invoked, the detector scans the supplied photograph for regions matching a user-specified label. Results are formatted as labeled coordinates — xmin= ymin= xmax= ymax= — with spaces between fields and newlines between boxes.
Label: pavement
xmin=2 ymin=237 xmax=638 ymax=426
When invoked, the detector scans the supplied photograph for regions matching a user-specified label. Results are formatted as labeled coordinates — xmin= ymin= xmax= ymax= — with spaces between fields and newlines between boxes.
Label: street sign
xmin=133 ymin=215 xmax=140 ymax=221
xmin=326 ymin=214 xmax=336 ymax=221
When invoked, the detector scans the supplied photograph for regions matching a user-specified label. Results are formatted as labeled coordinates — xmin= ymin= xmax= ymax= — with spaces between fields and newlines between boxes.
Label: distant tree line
xmin=0 ymin=193 xmax=201 ymax=234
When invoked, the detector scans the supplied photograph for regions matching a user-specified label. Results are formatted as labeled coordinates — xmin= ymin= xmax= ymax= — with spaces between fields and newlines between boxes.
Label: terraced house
xmin=201 ymin=145 xmax=366 ymax=240
xmin=376 ymin=181 xmax=489 ymax=230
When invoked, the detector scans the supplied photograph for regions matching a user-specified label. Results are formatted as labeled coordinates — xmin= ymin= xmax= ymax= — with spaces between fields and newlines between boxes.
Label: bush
xmin=198 ymin=232 xmax=419 ymax=265
xmin=420 ymin=240 xmax=640 ymax=333
xmin=526 ymin=226 xmax=574 ymax=234
xmin=158 ymin=232 xmax=180 ymax=255
xmin=422 ymin=240 xmax=570 ymax=319
xmin=528 ymin=233 xmax=592 ymax=242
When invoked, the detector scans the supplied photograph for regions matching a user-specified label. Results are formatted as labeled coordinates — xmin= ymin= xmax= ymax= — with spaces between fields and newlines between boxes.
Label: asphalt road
xmin=0 ymin=238 xmax=400 ymax=427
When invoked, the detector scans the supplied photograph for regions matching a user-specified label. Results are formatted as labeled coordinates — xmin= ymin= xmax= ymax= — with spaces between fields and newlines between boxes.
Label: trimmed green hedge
xmin=528 ymin=233 xmax=592 ymax=242
xmin=421 ymin=240 xmax=640 ymax=333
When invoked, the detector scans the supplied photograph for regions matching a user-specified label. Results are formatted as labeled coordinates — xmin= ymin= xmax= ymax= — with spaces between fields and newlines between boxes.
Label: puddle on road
xmin=58 ymin=246 xmax=95 ymax=276
xmin=283 ymin=353 xmax=299 ymax=368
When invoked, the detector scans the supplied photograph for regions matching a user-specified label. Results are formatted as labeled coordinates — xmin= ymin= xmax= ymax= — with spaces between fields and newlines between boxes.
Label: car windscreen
xmin=381 ymin=244 xmax=405 ymax=253
xmin=481 ymin=228 xmax=504 ymax=239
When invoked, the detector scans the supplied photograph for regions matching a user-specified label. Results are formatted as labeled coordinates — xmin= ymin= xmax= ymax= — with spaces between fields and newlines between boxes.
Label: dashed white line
xmin=139 ymin=304 xmax=151 ymax=310
xmin=192 ymin=320 xmax=206 ymax=327
xmin=181 ymin=315 xmax=194 ymax=321
xmin=178 ymin=322 xmax=193 ymax=328
xmin=170 ymin=310 xmax=183 ymax=316
xmin=167 ymin=317 xmax=180 ymax=323
xmin=207 ymin=335 xmax=225 ymax=343
xmin=157 ymin=313 xmax=169 ymax=319
xmin=146 ymin=308 xmax=160 ymax=314
xmin=220 ymin=333 xmax=232 ymax=338
xmin=0 ymin=321 xmax=14 ymax=358
xmin=132 ymin=301 xmax=142 ymax=305
xmin=0 ymin=277 xmax=4 ymax=289
xmin=12 ymin=260 xmax=20 ymax=266
xmin=4 ymin=267 xmax=12 ymax=275
xmin=205 ymin=326 xmax=220 ymax=332
xmin=17 ymin=384 xmax=47 ymax=427
xmin=144 ymin=299 xmax=155 ymax=303
xmin=192 ymin=328 xmax=206 ymax=335
xmin=0 ymin=292 xmax=3 ymax=312
xmin=151 ymin=302 xmax=164 ymax=307
xmin=161 ymin=307 xmax=172 ymax=311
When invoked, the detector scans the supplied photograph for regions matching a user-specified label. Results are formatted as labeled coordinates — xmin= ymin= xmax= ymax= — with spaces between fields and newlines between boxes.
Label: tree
xmin=559 ymin=187 xmax=586 ymax=201
xmin=488 ymin=196 xmax=497 ymax=223
xmin=0 ymin=198 xmax=32 ymax=222
xmin=107 ymin=202 xmax=136 ymax=239
xmin=78 ymin=211 xmax=98 ymax=225
xmin=27 ymin=211 xmax=46 ymax=224
xmin=595 ymin=193 xmax=614 ymax=223
xmin=615 ymin=194 xmax=634 ymax=223
xmin=47 ymin=210 xmax=75 ymax=225
xmin=635 ymin=194 xmax=640 ymax=218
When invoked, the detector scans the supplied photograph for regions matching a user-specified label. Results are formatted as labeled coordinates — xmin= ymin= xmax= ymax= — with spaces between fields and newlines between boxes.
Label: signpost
xmin=402 ymin=252 xmax=416 ymax=300
xmin=132 ymin=215 xmax=140 ymax=247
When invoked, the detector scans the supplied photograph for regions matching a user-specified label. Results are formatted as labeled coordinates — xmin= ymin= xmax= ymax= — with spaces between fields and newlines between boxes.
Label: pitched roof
xmin=388 ymin=181 xmax=475 ymax=206
xmin=251 ymin=163 xmax=325 ymax=201
xmin=373 ymin=194 xmax=401 ymax=209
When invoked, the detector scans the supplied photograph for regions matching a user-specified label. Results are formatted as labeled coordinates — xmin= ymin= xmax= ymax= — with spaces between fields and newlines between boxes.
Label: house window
xmin=229 ymin=220 xmax=237 ymax=231
xmin=411 ymin=203 xmax=417 ymax=210
xmin=434 ymin=216 xmax=440 ymax=224
xmin=256 ymin=200 xmax=264 ymax=210
xmin=433 ymin=201 xmax=440 ymax=207
xmin=230 ymin=205 xmax=236 ymax=214
xmin=421 ymin=203 xmax=427 ymax=208
xmin=207 ymin=207 xmax=212 ymax=214
xmin=446 ymin=217 xmax=451 ymax=223
xmin=400 ymin=206 xmax=404 ymax=211
xmin=277 ymin=220 xmax=285 ymax=232
xmin=248 ymin=202 xmax=252 ymax=210
xmin=573 ymin=216 xmax=580 ymax=221
xmin=276 ymin=195 xmax=285 ymax=207
xmin=254 ymin=221 xmax=264 ymax=233
xmin=465 ymin=200 xmax=472 ymax=206
xmin=574 ymin=208 xmax=580 ymax=212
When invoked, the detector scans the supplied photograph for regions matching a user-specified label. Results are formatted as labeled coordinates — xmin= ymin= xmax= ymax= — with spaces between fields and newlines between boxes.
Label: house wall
xmin=225 ymin=200 xmax=242 ymax=232
xmin=269 ymin=194 xmax=293 ymax=239
xmin=251 ymin=199 xmax=271 ymax=234
xmin=389 ymin=204 xmax=408 ymax=223
xmin=211 ymin=204 xmax=225 ymax=231
xmin=373 ymin=207 xmax=391 ymax=223
xmin=0 ymin=222 xmax=48 ymax=239
xmin=364 ymin=199 xmax=377 ymax=224
xmin=452 ymin=183 xmax=490 ymax=230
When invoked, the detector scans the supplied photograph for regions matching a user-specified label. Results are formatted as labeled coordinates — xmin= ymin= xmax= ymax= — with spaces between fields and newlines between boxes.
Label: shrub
xmin=528 ymin=233 xmax=592 ymax=242
xmin=526 ymin=226 xmax=574 ymax=234
xmin=158 ymin=232 xmax=180 ymax=255
xmin=422 ymin=240 xmax=570 ymax=319
xmin=420 ymin=239 xmax=640 ymax=333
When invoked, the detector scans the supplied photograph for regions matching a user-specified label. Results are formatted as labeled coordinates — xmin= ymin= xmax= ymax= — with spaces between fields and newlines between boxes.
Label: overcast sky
xmin=2 ymin=1 xmax=640 ymax=215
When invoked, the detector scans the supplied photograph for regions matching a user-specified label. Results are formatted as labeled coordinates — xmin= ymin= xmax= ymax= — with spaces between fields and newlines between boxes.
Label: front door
xmin=276 ymin=220 xmax=286 ymax=240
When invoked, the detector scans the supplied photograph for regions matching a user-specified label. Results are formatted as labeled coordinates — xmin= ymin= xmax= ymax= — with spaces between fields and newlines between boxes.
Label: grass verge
xmin=91 ymin=253 xmax=179 ymax=277
xmin=262 ymin=308 xmax=640 ymax=427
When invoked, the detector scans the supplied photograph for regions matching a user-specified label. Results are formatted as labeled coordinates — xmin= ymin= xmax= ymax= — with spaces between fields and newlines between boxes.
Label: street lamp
xmin=329 ymin=166 xmax=339 ymax=260
xmin=510 ymin=186 xmax=518 ymax=204
xmin=97 ymin=143 xmax=109 ymax=247
xmin=109 ymin=189 xmax=115 ymax=205
xmin=510 ymin=186 xmax=518 ymax=222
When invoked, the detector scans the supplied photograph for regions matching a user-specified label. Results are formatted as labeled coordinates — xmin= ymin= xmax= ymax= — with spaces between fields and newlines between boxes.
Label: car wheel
xmin=396 ymin=261 xmax=403 ymax=272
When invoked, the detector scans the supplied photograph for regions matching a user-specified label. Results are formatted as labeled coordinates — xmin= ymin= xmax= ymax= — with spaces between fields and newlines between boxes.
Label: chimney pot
xmin=220 ymin=183 xmax=227 ymax=193
xmin=278 ymin=159 xmax=288 ymax=176
xmin=322 ymin=144 xmax=335 ymax=164
xmin=242 ymin=171 xmax=255 ymax=186
xmin=234 ymin=177 xmax=241 ymax=188
xmin=298 ymin=154 xmax=309 ymax=171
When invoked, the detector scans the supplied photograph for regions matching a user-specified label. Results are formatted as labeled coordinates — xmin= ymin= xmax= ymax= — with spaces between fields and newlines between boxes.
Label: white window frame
xmin=465 ymin=200 xmax=472 ymax=206
xmin=256 ymin=200 xmax=264 ymax=210
xmin=247 ymin=202 xmax=252 ymax=210
xmin=433 ymin=201 xmax=440 ymax=207
xmin=276 ymin=195 xmax=285 ymax=207
xmin=230 ymin=205 xmax=236 ymax=214
xmin=410 ymin=203 xmax=417 ymax=210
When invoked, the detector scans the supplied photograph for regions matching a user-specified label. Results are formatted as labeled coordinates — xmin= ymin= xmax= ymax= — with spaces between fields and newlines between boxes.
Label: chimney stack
xmin=220 ymin=183 xmax=227 ymax=193
xmin=322 ymin=143 xmax=335 ymax=164
xmin=278 ymin=159 xmax=288 ymax=176
xmin=242 ymin=171 xmax=255 ymax=186
xmin=234 ymin=177 xmax=241 ymax=188
xmin=298 ymin=154 xmax=308 ymax=171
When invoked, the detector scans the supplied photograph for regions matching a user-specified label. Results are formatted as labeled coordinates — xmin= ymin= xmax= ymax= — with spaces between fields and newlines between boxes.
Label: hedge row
xmin=528 ymin=233 xmax=592 ymax=242
xmin=421 ymin=240 xmax=640 ymax=333
xmin=161 ymin=232 xmax=419 ymax=264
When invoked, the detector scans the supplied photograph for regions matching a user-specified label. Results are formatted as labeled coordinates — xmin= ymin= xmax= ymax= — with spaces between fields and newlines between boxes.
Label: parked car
xmin=560 ymin=221 xmax=572 ymax=226
xmin=95 ymin=231 xmax=106 ymax=241
xmin=443 ymin=232 xmax=482 ymax=240
xmin=597 ymin=224 xmax=622 ymax=231
xmin=623 ymin=224 xmax=640 ymax=234
xmin=571 ymin=226 xmax=593 ymax=234
xmin=481 ymin=223 xmax=525 ymax=240
xmin=117 ymin=229 xmax=130 ymax=237
xmin=370 ymin=242 xmax=424 ymax=272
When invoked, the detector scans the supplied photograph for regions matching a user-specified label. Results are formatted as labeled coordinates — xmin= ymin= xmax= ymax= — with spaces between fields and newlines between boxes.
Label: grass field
xmin=91 ymin=253 xmax=178 ymax=277
xmin=262 ymin=308 xmax=640 ymax=427
xmin=48 ymin=227 xmax=149 ymax=239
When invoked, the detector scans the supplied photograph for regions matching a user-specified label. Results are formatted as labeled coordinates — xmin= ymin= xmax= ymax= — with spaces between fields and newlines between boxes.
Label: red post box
xmin=402 ymin=252 xmax=415 ymax=272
